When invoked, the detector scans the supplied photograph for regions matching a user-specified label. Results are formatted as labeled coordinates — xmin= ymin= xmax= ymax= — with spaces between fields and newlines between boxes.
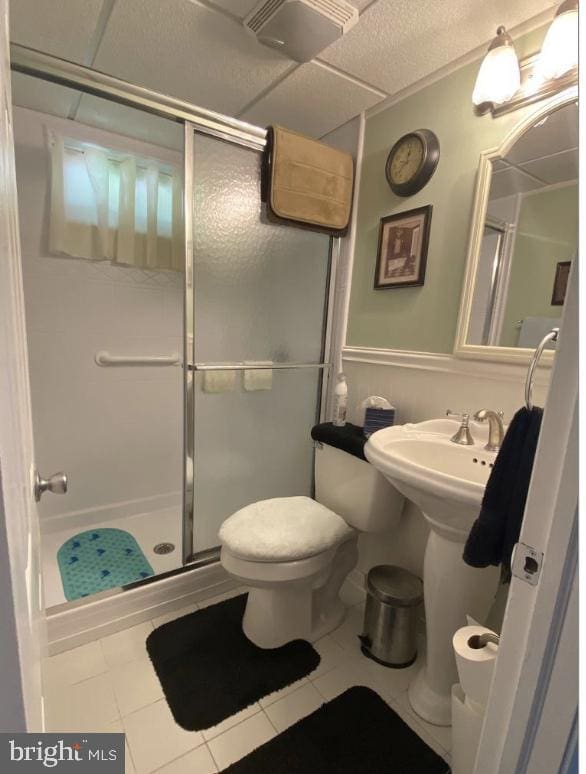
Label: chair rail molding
xmin=342 ymin=345 xmax=550 ymax=386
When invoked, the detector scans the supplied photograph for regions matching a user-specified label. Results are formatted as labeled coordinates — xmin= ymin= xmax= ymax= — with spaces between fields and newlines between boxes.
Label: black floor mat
xmin=222 ymin=686 xmax=450 ymax=774
xmin=146 ymin=593 xmax=320 ymax=731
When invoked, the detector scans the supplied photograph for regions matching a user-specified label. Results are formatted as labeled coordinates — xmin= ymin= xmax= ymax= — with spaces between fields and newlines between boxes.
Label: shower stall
xmin=10 ymin=45 xmax=338 ymax=620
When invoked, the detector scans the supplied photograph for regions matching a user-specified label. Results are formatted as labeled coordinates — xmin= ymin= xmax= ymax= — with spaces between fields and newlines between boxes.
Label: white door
xmin=0 ymin=0 xmax=45 ymax=732
xmin=474 ymin=256 xmax=578 ymax=773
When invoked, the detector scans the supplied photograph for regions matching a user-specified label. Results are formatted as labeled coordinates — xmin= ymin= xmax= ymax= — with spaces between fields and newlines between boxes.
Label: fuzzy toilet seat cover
xmin=219 ymin=496 xmax=354 ymax=562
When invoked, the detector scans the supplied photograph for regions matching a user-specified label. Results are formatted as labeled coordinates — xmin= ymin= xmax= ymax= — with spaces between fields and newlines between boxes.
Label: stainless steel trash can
xmin=359 ymin=565 xmax=423 ymax=668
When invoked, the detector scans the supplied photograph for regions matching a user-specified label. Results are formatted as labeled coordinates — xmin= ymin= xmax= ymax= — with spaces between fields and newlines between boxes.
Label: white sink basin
xmin=365 ymin=418 xmax=496 ymax=540
xmin=365 ymin=418 xmax=500 ymax=727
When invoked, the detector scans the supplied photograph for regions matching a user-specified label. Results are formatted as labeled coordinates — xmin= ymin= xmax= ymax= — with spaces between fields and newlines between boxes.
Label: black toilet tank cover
xmin=311 ymin=422 xmax=367 ymax=462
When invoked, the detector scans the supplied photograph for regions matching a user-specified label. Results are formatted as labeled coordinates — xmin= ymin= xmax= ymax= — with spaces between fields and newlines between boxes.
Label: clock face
xmin=389 ymin=135 xmax=424 ymax=186
xmin=385 ymin=130 xmax=440 ymax=196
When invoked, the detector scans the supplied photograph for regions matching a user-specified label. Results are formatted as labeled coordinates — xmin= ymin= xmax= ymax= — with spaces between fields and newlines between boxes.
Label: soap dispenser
xmin=333 ymin=373 xmax=348 ymax=427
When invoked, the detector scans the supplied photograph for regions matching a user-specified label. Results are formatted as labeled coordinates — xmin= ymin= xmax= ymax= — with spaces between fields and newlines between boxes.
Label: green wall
xmin=347 ymin=26 xmax=553 ymax=353
xmin=499 ymin=183 xmax=577 ymax=347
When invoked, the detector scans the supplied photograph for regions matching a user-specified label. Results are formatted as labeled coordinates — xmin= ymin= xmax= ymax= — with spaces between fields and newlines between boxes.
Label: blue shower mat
xmin=57 ymin=528 xmax=154 ymax=601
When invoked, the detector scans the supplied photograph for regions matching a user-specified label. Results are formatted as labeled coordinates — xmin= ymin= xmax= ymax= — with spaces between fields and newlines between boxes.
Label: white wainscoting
xmin=342 ymin=346 xmax=551 ymax=423
xmin=339 ymin=345 xmax=552 ymax=591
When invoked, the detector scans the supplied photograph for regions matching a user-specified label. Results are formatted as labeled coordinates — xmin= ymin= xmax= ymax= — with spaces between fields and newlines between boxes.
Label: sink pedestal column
xmin=408 ymin=526 xmax=499 ymax=726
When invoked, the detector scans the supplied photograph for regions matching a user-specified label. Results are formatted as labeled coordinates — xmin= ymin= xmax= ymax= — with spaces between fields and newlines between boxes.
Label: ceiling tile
xmin=348 ymin=0 xmax=373 ymax=11
xmin=489 ymin=166 xmax=543 ymax=200
xmin=93 ymin=0 xmax=293 ymax=117
xmin=208 ymin=0 xmax=372 ymax=20
xmin=75 ymin=95 xmax=184 ymax=150
xmin=205 ymin=0 xmax=263 ymax=17
xmin=320 ymin=0 xmax=554 ymax=95
xmin=505 ymin=103 xmax=578 ymax=165
xmin=9 ymin=0 xmax=104 ymax=63
xmin=11 ymin=71 xmax=79 ymax=118
xmin=519 ymin=149 xmax=579 ymax=185
xmin=240 ymin=61 xmax=384 ymax=137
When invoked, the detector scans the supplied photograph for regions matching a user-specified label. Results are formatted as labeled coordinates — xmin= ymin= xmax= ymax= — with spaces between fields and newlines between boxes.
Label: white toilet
xmin=219 ymin=442 xmax=405 ymax=649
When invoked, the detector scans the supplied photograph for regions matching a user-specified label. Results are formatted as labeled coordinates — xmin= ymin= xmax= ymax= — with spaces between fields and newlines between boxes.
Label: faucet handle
xmin=446 ymin=410 xmax=475 ymax=445
xmin=446 ymin=409 xmax=470 ymax=421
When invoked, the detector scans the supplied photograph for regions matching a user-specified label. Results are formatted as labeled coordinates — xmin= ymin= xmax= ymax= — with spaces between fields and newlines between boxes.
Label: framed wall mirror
xmin=455 ymin=89 xmax=578 ymax=364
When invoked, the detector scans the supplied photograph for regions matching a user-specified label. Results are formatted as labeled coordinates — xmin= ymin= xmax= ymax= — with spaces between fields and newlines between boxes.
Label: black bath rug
xmin=222 ymin=686 xmax=450 ymax=774
xmin=146 ymin=593 xmax=320 ymax=731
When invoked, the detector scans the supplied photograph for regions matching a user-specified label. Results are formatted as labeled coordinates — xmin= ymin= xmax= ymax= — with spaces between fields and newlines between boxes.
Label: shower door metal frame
xmin=9 ymin=42 xmax=339 ymax=575
xmin=183 ymin=122 xmax=338 ymax=563
xmin=10 ymin=44 xmax=267 ymax=151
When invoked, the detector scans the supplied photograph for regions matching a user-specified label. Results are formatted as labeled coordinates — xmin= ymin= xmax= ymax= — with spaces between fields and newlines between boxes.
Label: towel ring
xmin=525 ymin=328 xmax=559 ymax=410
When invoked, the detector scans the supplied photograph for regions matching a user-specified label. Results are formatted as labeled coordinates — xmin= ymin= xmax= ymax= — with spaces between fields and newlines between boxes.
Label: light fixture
xmin=538 ymin=0 xmax=579 ymax=80
xmin=472 ymin=26 xmax=521 ymax=106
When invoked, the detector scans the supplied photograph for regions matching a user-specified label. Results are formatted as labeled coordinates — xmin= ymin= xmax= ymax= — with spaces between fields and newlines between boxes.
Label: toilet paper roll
xmin=453 ymin=625 xmax=498 ymax=708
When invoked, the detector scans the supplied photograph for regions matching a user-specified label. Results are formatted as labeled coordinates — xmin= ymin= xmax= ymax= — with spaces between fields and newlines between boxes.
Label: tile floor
xmin=43 ymin=587 xmax=452 ymax=773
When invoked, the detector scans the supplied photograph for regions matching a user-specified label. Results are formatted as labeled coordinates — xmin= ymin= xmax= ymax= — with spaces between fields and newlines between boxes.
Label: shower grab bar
xmin=524 ymin=327 xmax=559 ymax=411
xmin=189 ymin=362 xmax=331 ymax=371
xmin=95 ymin=351 xmax=182 ymax=367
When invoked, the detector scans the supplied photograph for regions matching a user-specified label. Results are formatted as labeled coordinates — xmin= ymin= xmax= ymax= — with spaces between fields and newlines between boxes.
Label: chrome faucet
xmin=474 ymin=409 xmax=505 ymax=452
xmin=446 ymin=410 xmax=474 ymax=446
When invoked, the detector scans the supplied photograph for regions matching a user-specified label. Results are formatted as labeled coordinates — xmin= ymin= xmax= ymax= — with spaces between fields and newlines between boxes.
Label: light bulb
xmin=473 ymin=27 xmax=521 ymax=106
xmin=538 ymin=0 xmax=578 ymax=80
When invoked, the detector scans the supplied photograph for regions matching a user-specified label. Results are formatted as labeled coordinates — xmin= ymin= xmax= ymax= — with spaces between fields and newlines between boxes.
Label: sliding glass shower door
xmin=185 ymin=128 xmax=334 ymax=560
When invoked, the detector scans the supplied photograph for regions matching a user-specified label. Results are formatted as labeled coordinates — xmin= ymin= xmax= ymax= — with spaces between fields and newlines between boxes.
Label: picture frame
xmin=551 ymin=261 xmax=571 ymax=306
xmin=373 ymin=205 xmax=432 ymax=290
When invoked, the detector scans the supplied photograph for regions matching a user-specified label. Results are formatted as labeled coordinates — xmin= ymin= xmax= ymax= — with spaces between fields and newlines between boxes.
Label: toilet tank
xmin=314 ymin=442 xmax=404 ymax=532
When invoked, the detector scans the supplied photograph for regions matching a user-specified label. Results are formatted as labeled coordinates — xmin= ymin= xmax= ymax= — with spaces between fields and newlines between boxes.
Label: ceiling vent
xmin=244 ymin=0 xmax=359 ymax=63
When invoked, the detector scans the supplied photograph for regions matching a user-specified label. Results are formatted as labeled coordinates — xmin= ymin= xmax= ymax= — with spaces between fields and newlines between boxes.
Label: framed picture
xmin=551 ymin=261 xmax=571 ymax=306
xmin=374 ymin=205 xmax=432 ymax=290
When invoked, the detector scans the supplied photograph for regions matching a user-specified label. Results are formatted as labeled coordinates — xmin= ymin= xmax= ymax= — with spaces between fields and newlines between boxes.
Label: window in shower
xmin=48 ymin=135 xmax=183 ymax=271
xmin=11 ymin=72 xmax=185 ymax=606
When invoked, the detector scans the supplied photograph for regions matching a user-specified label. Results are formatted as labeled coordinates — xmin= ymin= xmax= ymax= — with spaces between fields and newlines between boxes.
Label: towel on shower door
xmin=463 ymin=406 xmax=543 ymax=581
xmin=243 ymin=361 xmax=273 ymax=391
xmin=203 ymin=369 xmax=236 ymax=393
xmin=261 ymin=126 xmax=354 ymax=236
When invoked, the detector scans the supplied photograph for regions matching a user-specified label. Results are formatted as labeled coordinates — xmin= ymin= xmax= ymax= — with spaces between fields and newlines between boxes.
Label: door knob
xmin=34 ymin=471 xmax=68 ymax=502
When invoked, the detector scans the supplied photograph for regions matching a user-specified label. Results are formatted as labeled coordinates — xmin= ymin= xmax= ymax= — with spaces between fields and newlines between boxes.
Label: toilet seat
xmin=221 ymin=544 xmax=338 ymax=584
xmin=219 ymin=496 xmax=354 ymax=562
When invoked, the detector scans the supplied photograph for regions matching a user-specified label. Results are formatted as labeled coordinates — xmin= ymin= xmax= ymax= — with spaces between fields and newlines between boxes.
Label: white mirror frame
xmin=454 ymin=85 xmax=578 ymax=365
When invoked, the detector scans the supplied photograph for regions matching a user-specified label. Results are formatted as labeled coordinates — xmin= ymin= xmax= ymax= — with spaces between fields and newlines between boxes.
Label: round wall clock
xmin=385 ymin=129 xmax=440 ymax=197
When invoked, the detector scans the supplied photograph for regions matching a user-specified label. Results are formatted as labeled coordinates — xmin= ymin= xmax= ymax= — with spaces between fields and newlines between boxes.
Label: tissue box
xmin=364 ymin=407 xmax=395 ymax=437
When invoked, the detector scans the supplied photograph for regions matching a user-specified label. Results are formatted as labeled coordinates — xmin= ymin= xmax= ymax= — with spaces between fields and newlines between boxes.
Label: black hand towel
xmin=463 ymin=406 xmax=543 ymax=581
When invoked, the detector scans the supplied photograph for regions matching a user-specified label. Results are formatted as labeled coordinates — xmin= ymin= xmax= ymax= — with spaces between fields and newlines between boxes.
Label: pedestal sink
xmin=365 ymin=418 xmax=500 ymax=726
